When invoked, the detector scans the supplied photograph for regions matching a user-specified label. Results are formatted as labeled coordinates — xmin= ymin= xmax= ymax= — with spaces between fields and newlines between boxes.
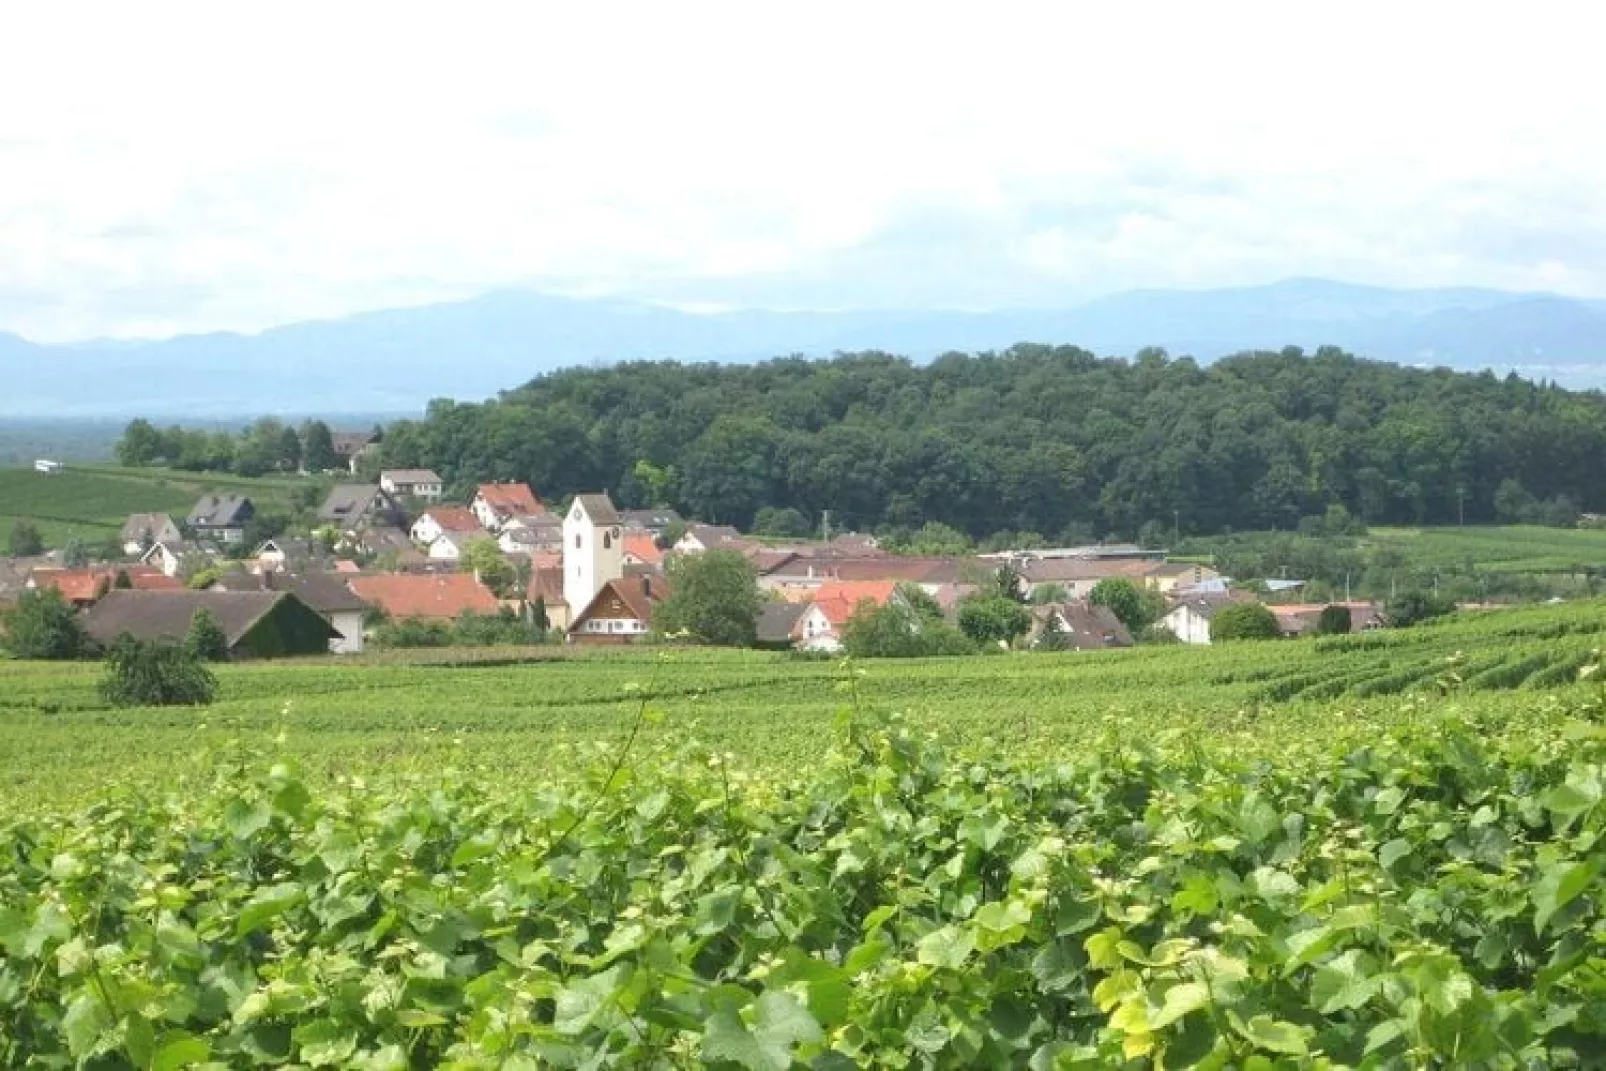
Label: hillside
xmin=0 ymin=465 xmax=305 ymax=549
xmin=6 ymin=278 xmax=1606 ymax=415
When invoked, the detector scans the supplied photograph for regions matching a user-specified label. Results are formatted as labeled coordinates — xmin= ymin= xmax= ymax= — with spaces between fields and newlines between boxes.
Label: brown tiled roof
xmin=209 ymin=571 xmax=371 ymax=614
xmin=1037 ymin=602 xmax=1134 ymax=649
xmin=1018 ymin=558 xmax=1161 ymax=583
xmin=570 ymin=574 xmax=671 ymax=629
xmin=422 ymin=507 xmax=483 ymax=532
xmin=348 ymin=573 xmax=498 ymax=621
xmin=475 ymin=483 xmax=544 ymax=515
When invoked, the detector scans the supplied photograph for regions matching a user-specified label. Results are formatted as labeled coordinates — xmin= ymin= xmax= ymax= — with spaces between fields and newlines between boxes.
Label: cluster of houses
xmin=1 ymin=464 xmax=1384 ymax=659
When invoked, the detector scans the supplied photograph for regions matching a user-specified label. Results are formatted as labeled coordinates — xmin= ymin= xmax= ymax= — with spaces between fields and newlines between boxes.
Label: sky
xmin=2 ymin=1 xmax=1603 ymax=341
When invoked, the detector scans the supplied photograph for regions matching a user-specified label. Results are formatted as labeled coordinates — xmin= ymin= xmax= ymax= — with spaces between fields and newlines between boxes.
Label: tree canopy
xmin=1210 ymin=603 xmax=1282 ymax=642
xmin=352 ymin=345 xmax=1606 ymax=540
xmin=655 ymin=550 xmax=762 ymax=647
xmin=0 ymin=588 xmax=90 ymax=660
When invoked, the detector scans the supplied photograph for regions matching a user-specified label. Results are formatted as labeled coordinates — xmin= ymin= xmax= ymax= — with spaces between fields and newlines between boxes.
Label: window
xmin=602 ymin=532 xmax=612 ymax=549
xmin=574 ymin=533 xmax=582 ymax=549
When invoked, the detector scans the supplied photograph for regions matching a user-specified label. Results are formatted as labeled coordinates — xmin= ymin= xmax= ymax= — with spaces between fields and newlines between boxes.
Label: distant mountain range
xmin=5 ymin=277 xmax=1606 ymax=417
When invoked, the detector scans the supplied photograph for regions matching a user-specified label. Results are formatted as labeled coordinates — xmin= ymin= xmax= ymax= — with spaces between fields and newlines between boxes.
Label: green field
xmin=0 ymin=465 xmax=305 ymax=548
xmin=5 ymin=605 xmax=1606 ymax=1064
xmin=1367 ymin=524 xmax=1606 ymax=574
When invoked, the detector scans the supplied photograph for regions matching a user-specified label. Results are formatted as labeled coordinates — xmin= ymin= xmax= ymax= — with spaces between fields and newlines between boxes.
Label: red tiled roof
xmin=811 ymin=580 xmax=900 ymax=628
xmin=622 ymin=533 xmax=663 ymax=565
xmin=422 ymin=507 xmax=483 ymax=533
xmin=30 ymin=566 xmax=179 ymax=603
xmin=348 ymin=572 xmax=498 ymax=621
xmin=476 ymin=483 xmax=544 ymax=515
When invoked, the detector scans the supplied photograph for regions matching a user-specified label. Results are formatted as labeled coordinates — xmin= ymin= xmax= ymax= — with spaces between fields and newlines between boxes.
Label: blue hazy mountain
xmin=4 ymin=279 xmax=1606 ymax=417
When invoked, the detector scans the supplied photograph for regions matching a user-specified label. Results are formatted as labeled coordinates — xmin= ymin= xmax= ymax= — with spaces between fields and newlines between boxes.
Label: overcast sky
xmin=3 ymin=2 xmax=1601 ymax=341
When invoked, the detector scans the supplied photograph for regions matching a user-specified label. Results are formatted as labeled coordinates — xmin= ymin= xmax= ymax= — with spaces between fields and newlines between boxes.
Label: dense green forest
xmin=366 ymin=345 xmax=1606 ymax=541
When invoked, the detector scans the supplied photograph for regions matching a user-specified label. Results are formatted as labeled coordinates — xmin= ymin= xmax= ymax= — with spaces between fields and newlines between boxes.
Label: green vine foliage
xmin=1 ymin=685 xmax=1603 ymax=1066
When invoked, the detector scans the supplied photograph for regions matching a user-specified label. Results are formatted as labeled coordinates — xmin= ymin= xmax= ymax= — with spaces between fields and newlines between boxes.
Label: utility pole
xmin=1172 ymin=509 xmax=1179 ymax=546
xmin=821 ymin=509 xmax=831 ymax=544
xmin=1457 ymin=485 xmax=1467 ymax=527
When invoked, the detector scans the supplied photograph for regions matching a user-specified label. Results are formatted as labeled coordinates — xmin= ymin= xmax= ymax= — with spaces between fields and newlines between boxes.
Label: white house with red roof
xmin=472 ymin=483 xmax=544 ymax=530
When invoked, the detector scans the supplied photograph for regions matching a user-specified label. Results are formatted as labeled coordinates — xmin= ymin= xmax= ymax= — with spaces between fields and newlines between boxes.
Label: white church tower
xmin=563 ymin=493 xmax=624 ymax=617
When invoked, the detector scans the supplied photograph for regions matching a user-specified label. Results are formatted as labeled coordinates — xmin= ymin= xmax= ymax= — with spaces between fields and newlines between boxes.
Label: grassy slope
xmin=3 ymin=599 xmax=1601 ymax=805
xmin=1365 ymin=524 xmax=1606 ymax=573
xmin=0 ymin=465 xmax=304 ymax=548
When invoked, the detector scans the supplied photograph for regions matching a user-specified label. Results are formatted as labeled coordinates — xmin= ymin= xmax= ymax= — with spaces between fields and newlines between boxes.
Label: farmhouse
xmin=82 ymin=590 xmax=339 ymax=659
xmin=379 ymin=469 xmax=444 ymax=501
xmin=568 ymin=574 xmax=670 ymax=644
xmin=318 ymin=485 xmax=406 ymax=531
xmin=207 ymin=571 xmax=372 ymax=654
xmin=1029 ymin=602 xmax=1133 ymax=650
xmin=120 ymin=513 xmax=183 ymax=556
xmin=411 ymin=507 xmax=482 ymax=546
xmin=348 ymin=572 xmax=499 ymax=623
xmin=471 ymin=483 xmax=543 ymax=530
xmin=187 ymin=494 xmax=254 ymax=544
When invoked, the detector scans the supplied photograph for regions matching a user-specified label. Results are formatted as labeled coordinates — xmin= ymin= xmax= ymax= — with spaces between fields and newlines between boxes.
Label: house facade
xmin=318 ymin=485 xmax=406 ymax=531
xmin=471 ymin=483 xmax=543 ymax=530
xmin=379 ymin=469 xmax=444 ymax=501
xmin=120 ymin=513 xmax=183 ymax=556
xmin=187 ymin=494 xmax=254 ymax=544
xmin=568 ymin=575 xmax=668 ymax=644
xmin=411 ymin=507 xmax=482 ymax=547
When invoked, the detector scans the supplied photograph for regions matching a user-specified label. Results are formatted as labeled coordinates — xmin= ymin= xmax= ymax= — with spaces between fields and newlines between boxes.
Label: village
xmin=0 ymin=454 xmax=1385 ymax=658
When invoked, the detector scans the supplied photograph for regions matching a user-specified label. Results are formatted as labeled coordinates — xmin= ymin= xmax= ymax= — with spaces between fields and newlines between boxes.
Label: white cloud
xmin=2 ymin=0 xmax=1603 ymax=339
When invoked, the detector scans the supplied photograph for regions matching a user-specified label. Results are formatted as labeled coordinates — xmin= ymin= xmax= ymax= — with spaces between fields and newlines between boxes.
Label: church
xmin=562 ymin=493 xmax=670 ymax=644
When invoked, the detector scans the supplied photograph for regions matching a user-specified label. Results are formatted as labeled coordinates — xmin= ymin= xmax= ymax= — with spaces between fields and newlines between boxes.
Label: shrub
xmin=843 ymin=602 xmax=974 ymax=658
xmin=957 ymin=596 xmax=1032 ymax=647
xmin=1387 ymin=590 xmax=1455 ymax=628
xmin=656 ymin=550 xmax=761 ymax=647
xmin=1315 ymin=604 xmax=1353 ymax=636
xmin=1210 ymin=602 xmax=1281 ymax=642
xmin=373 ymin=617 xmax=453 ymax=648
xmin=99 ymin=635 xmax=216 ymax=707
xmin=1 ymin=588 xmax=90 ymax=660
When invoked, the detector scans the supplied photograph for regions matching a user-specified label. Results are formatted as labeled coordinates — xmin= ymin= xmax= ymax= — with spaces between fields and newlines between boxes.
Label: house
xmin=411 ymin=507 xmax=483 ymax=547
xmin=622 ymin=533 xmax=665 ymax=567
xmin=207 ymin=571 xmax=372 ymax=654
xmin=318 ymin=485 xmax=406 ymax=531
xmin=82 ymin=590 xmax=339 ymax=660
xmin=563 ymin=493 xmax=624 ymax=618
xmin=34 ymin=459 xmax=63 ymax=475
xmin=1158 ymin=592 xmax=1254 ymax=645
xmin=379 ymin=469 xmax=444 ymax=501
xmin=1015 ymin=557 xmax=1164 ymax=600
xmin=982 ymin=543 xmax=1165 ymax=563
xmin=186 ymin=494 xmax=254 ymax=544
xmin=351 ymin=526 xmax=413 ymax=558
xmin=799 ymin=580 xmax=902 ymax=652
xmin=673 ymin=524 xmax=748 ymax=554
xmin=1145 ymin=562 xmax=1222 ymax=594
xmin=252 ymin=537 xmax=323 ymax=575
xmin=760 ymin=556 xmax=976 ymax=597
xmin=756 ymin=601 xmax=809 ymax=649
xmin=619 ymin=508 xmax=684 ymax=535
xmin=1269 ymin=602 xmax=1385 ymax=638
xmin=568 ymin=574 xmax=670 ymax=644
xmin=349 ymin=572 xmax=499 ymax=623
xmin=330 ymin=431 xmax=377 ymax=473
xmin=120 ymin=513 xmax=183 ymax=556
xmin=28 ymin=566 xmax=181 ymax=606
xmin=498 ymin=513 xmax=563 ymax=553
xmin=140 ymin=540 xmax=212 ymax=579
xmin=1029 ymin=602 xmax=1134 ymax=650
xmin=526 ymin=564 xmax=571 ymax=631
xmin=471 ymin=483 xmax=544 ymax=530
xmin=426 ymin=530 xmax=481 ymax=562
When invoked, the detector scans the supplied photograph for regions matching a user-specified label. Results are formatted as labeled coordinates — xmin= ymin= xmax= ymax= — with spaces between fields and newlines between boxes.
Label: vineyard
xmin=3 ymin=602 xmax=1606 ymax=1063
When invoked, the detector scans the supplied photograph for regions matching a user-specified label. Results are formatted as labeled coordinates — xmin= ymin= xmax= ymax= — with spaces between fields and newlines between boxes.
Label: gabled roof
xmin=569 ymin=574 xmax=671 ymax=630
xmin=680 ymin=523 xmax=745 ymax=548
xmin=756 ymin=601 xmax=808 ymax=644
xmin=120 ymin=513 xmax=182 ymax=544
xmin=318 ymin=484 xmax=399 ymax=523
xmin=421 ymin=507 xmax=482 ymax=533
xmin=188 ymin=493 xmax=253 ymax=528
xmin=209 ymin=570 xmax=371 ymax=614
xmin=619 ymin=508 xmax=683 ymax=530
xmin=381 ymin=469 xmax=442 ymax=484
xmin=1018 ymin=558 xmax=1161 ymax=584
xmin=1036 ymin=602 xmax=1134 ymax=649
xmin=330 ymin=431 xmax=375 ymax=456
xmin=811 ymin=580 xmax=900 ymax=628
xmin=348 ymin=572 xmax=498 ymax=621
xmin=83 ymin=590 xmax=331 ymax=648
xmin=30 ymin=566 xmax=181 ymax=602
xmin=622 ymin=533 xmax=664 ymax=565
xmin=571 ymin=493 xmax=620 ymax=525
xmin=766 ymin=556 xmax=972 ymax=585
xmin=474 ymin=483 xmax=543 ymax=515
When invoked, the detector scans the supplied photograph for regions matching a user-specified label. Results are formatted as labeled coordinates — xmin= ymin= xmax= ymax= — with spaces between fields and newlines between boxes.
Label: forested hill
xmin=375 ymin=344 xmax=1606 ymax=541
